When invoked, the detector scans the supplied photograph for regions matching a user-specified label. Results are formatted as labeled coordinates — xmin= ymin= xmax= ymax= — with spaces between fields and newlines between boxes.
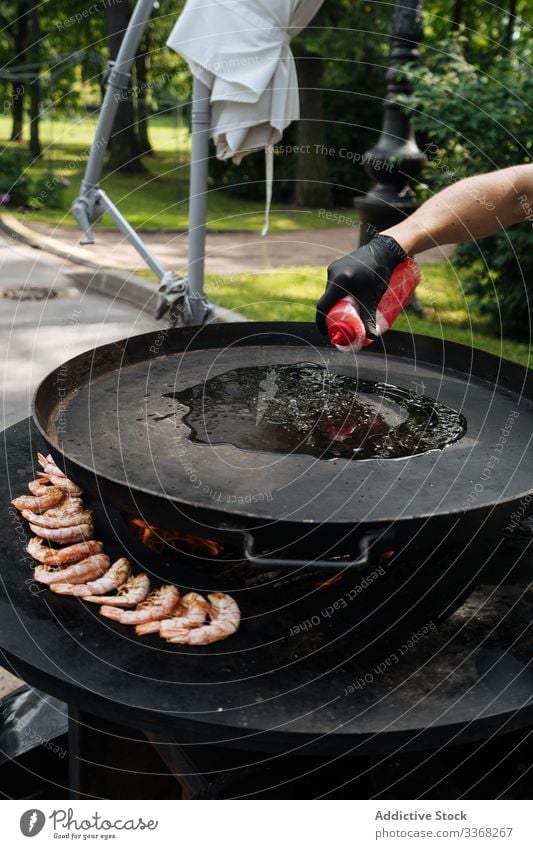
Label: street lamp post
xmin=354 ymin=0 xmax=426 ymax=245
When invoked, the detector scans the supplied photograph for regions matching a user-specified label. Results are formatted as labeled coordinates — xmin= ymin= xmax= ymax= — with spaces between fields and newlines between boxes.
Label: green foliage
xmin=400 ymin=36 xmax=532 ymax=179
xmin=0 ymin=147 xmax=33 ymax=206
xmin=0 ymin=146 xmax=69 ymax=209
xmin=402 ymin=35 xmax=533 ymax=341
xmin=29 ymin=174 xmax=69 ymax=209
xmin=454 ymin=226 xmax=532 ymax=342
xmin=307 ymin=0 xmax=389 ymax=204
xmin=205 ymin=262 xmax=531 ymax=367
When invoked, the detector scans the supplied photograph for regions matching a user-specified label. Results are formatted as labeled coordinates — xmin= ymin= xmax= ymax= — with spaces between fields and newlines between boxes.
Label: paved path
xmin=29 ymin=222 xmax=453 ymax=276
xmin=0 ymin=236 xmax=160 ymax=698
xmin=0 ymin=236 xmax=159 ymax=431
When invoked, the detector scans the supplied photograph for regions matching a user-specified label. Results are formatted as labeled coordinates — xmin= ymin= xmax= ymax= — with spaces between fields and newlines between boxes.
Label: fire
xmin=312 ymin=574 xmax=343 ymax=589
xmin=129 ymin=517 xmax=223 ymax=557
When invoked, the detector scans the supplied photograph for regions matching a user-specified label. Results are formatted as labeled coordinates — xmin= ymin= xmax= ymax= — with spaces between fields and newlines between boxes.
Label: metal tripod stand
xmin=72 ymin=0 xmax=212 ymax=326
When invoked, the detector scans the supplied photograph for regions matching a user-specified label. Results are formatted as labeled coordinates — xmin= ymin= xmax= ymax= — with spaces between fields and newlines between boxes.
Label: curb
xmin=1 ymin=212 xmax=247 ymax=323
xmin=67 ymin=268 xmax=159 ymax=312
xmin=0 ymin=212 xmax=144 ymax=272
xmin=67 ymin=267 xmax=246 ymax=323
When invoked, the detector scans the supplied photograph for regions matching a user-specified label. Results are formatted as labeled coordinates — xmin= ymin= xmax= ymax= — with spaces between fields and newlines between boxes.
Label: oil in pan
xmin=165 ymin=363 xmax=467 ymax=461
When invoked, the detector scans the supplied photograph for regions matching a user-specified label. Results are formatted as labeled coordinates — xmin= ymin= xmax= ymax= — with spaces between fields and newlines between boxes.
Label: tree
xmin=9 ymin=0 xmax=29 ymax=140
xmin=504 ymin=0 xmax=518 ymax=47
xmin=450 ymin=0 xmax=465 ymax=31
xmin=300 ymin=0 xmax=391 ymax=206
xmin=106 ymin=0 xmax=145 ymax=173
xmin=293 ymin=48 xmax=332 ymax=207
xmin=135 ymin=45 xmax=153 ymax=155
xmin=28 ymin=5 xmax=41 ymax=158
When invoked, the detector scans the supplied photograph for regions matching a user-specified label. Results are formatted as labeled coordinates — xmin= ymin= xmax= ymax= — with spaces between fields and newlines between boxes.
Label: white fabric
xmin=167 ymin=0 xmax=325 ymax=163
xmin=261 ymin=144 xmax=273 ymax=237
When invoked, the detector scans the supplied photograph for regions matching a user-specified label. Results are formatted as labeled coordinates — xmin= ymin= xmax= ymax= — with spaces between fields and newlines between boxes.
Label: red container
xmin=326 ymin=258 xmax=422 ymax=352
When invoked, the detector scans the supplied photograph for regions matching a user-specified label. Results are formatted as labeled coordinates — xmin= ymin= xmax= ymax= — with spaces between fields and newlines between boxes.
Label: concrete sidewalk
xmin=0 ymin=236 xmax=161 ymax=699
xmin=0 ymin=235 xmax=160 ymax=431
xmin=27 ymin=221 xmax=453 ymax=276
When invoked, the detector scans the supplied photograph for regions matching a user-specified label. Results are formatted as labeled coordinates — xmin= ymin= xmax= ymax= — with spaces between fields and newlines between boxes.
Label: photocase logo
xmin=20 ymin=809 xmax=46 ymax=837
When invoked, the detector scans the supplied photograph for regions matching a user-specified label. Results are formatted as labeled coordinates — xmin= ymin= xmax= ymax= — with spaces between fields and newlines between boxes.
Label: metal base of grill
xmin=1 ymin=419 xmax=533 ymax=797
xmin=64 ymin=709 xmax=533 ymax=800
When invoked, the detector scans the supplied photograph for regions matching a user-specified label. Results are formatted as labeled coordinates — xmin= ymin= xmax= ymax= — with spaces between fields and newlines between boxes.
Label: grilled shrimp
xmin=166 ymin=593 xmax=240 ymax=645
xmin=29 ymin=522 xmax=93 ymax=544
xmin=50 ymin=557 xmax=131 ymax=596
xmin=22 ymin=509 xmax=93 ymax=528
xmin=12 ymin=487 xmax=64 ymax=514
xmin=34 ymin=554 xmax=110 ymax=585
xmin=37 ymin=454 xmax=83 ymax=495
xmin=26 ymin=537 xmax=103 ymax=566
xmin=28 ymin=479 xmax=53 ymax=497
xmin=83 ymin=573 xmax=150 ymax=606
xmin=38 ymin=472 xmax=82 ymax=496
xmin=136 ymin=592 xmax=209 ymax=636
xmin=44 ymin=497 xmax=84 ymax=517
xmin=100 ymin=584 xmax=180 ymax=625
xmin=37 ymin=453 xmax=65 ymax=477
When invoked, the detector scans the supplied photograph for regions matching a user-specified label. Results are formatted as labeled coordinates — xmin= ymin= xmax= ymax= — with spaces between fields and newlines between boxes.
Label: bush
xmin=0 ymin=147 xmax=69 ymax=210
xmin=0 ymin=147 xmax=33 ymax=207
xmin=29 ymin=175 xmax=69 ymax=210
xmin=454 ymin=226 xmax=532 ymax=342
xmin=401 ymin=37 xmax=533 ymax=341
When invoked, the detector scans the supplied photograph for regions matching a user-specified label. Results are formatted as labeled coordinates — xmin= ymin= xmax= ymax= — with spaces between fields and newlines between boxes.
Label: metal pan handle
xmin=242 ymin=532 xmax=379 ymax=572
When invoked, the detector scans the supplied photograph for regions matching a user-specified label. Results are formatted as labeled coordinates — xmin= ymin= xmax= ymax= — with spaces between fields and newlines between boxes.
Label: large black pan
xmin=33 ymin=323 xmax=533 ymax=568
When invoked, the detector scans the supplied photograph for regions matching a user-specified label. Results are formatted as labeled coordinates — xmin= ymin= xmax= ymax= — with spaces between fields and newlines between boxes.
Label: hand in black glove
xmin=316 ymin=234 xmax=408 ymax=339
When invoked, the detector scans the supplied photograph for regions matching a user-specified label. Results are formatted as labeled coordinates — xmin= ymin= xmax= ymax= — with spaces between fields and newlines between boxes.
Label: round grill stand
xmin=1 ymin=419 xmax=533 ymax=798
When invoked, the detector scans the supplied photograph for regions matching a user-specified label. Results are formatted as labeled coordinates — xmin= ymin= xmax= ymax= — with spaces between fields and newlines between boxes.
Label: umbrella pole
xmin=187 ymin=76 xmax=211 ymax=323
xmin=72 ymin=0 xmax=156 ymax=243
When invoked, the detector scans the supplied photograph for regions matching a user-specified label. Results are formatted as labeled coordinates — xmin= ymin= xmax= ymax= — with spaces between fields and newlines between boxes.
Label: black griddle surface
xmin=34 ymin=325 xmax=533 ymax=529
xmin=1 ymin=419 xmax=533 ymax=755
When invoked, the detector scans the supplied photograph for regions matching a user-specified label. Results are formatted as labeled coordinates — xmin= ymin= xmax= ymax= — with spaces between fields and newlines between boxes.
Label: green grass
xmin=0 ymin=114 xmax=351 ymax=232
xmin=205 ymin=263 xmax=532 ymax=368
xmin=3 ymin=115 xmax=529 ymax=366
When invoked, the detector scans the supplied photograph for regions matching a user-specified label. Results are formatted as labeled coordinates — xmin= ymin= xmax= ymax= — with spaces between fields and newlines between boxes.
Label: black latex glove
xmin=316 ymin=234 xmax=408 ymax=339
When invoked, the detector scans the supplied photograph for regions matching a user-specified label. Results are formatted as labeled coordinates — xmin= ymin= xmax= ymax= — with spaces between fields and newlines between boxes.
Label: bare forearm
xmin=381 ymin=164 xmax=533 ymax=255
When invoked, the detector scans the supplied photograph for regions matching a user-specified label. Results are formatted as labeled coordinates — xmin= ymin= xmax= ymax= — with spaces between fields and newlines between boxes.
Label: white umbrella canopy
xmin=167 ymin=0 xmax=326 ymax=164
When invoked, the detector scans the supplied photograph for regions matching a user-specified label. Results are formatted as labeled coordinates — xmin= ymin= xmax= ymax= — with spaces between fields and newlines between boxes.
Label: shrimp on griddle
xmin=37 ymin=453 xmax=69 ymax=478
xmin=37 ymin=472 xmax=82 ymax=496
xmin=136 ymin=592 xmax=209 ymax=636
xmin=29 ymin=522 xmax=93 ymax=544
xmin=100 ymin=584 xmax=179 ymax=625
xmin=166 ymin=592 xmax=240 ymax=646
xmin=44 ymin=497 xmax=85 ymax=517
xmin=12 ymin=487 xmax=64 ymax=514
xmin=28 ymin=479 xmax=53 ymax=497
xmin=26 ymin=537 xmax=103 ymax=566
xmin=34 ymin=554 xmax=110 ymax=585
xmin=37 ymin=454 xmax=82 ymax=495
xmin=50 ymin=557 xmax=131 ymax=597
xmin=22 ymin=509 xmax=93 ymax=529
xmin=83 ymin=573 xmax=150 ymax=606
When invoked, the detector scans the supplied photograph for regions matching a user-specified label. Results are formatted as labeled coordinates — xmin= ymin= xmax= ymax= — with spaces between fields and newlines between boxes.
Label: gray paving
xmin=29 ymin=221 xmax=454 ymax=276
xmin=1 ymin=236 xmax=159 ymax=430
xmin=0 ymin=236 xmax=160 ymax=697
